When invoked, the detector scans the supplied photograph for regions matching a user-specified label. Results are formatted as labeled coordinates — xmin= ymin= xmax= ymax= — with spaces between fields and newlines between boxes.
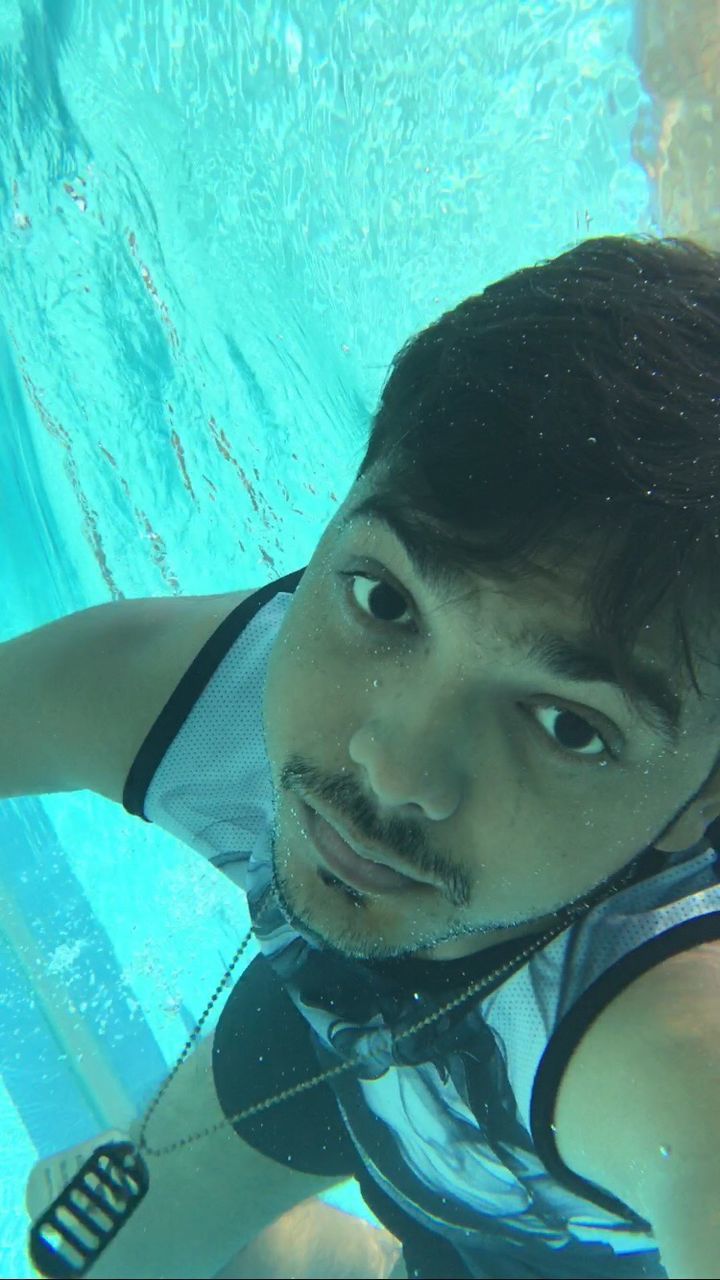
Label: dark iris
xmin=369 ymin=582 xmax=405 ymax=621
xmin=554 ymin=710 xmax=595 ymax=749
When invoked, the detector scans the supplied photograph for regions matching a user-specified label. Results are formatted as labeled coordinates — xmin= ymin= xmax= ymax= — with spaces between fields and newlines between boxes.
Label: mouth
xmin=299 ymin=800 xmax=435 ymax=897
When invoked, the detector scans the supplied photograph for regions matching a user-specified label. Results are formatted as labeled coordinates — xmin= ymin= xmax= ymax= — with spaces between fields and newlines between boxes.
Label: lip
xmin=300 ymin=800 xmax=434 ymax=896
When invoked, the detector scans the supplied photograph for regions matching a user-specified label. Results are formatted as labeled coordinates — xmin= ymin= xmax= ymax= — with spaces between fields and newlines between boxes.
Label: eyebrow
xmin=346 ymin=495 xmax=683 ymax=749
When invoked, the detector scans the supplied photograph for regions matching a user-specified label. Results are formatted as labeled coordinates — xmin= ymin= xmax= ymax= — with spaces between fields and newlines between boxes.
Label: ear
xmin=652 ymin=763 xmax=720 ymax=853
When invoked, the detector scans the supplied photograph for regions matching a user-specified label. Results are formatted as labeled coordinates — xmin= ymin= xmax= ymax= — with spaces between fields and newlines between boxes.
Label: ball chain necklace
xmin=28 ymin=857 xmax=642 ymax=1279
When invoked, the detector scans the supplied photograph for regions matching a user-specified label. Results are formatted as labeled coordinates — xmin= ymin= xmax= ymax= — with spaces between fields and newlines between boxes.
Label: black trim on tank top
xmin=531 ymin=909 xmax=720 ymax=1225
xmin=122 ymin=567 xmax=306 ymax=821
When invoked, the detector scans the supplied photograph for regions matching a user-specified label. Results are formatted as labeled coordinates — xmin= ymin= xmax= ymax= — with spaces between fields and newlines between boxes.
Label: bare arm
xmin=215 ymin=1195 xmax=405 ymax=1279
xmin=0 ymin=590 xmax=254 ymax=804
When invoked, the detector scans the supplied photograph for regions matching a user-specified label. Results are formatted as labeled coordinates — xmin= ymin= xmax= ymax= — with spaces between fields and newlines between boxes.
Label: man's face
xmin=262 ymin=473 xmax=720 ymax=963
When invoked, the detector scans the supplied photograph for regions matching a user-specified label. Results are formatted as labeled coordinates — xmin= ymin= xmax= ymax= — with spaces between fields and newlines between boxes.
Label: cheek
xmin=485 ymin=794 xmax=628 ymax=900
xmin=264 ymin=618 xmax=347 ymax=748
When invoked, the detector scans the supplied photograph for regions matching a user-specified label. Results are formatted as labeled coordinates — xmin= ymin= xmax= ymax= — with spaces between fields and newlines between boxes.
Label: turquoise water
xmin=0 ymin=1 xmax=655 ymax=1275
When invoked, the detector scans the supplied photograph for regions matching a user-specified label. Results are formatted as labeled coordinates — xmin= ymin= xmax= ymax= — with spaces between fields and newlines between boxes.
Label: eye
xmin=338 ymin=568 xmax=618 ymax=765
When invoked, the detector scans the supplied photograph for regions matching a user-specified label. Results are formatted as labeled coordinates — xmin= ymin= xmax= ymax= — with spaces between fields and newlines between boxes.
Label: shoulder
xmin=0 ymin=588 xmax=261 ymax=805
xmin=553 ymin=940 xmax=720 ymax=1219
xmin=88 ymin=588 xmax=260 ymax=803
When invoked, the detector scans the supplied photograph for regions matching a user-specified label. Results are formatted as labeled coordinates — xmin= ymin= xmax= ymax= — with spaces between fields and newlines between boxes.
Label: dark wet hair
xmin=356 ymin=234 xmax=720 ymax=713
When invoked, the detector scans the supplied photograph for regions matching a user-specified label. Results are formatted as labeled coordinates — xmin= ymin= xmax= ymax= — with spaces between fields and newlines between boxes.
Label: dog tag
xmin=29 ymin=1142 xmax=149 ymax=1279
